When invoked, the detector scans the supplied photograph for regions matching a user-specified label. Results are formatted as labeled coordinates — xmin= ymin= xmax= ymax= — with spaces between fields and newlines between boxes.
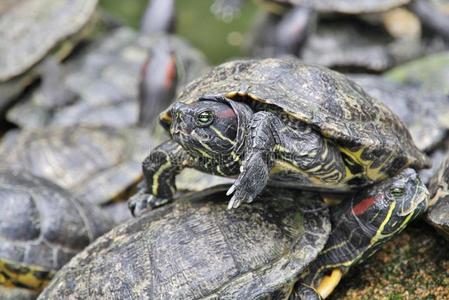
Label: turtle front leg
xmin=227 ymin=111 xmax=347 ymax=208
xmin=128 ymin=140 xmax=189 ymax=216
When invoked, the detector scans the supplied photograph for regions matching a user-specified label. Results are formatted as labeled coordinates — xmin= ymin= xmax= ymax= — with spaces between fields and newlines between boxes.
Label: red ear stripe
xmin=164 ymin=57 xmax=177 ymax=89
xmin=352 ymin=195 xmax=383 ymax=216
xmin=217 ymin=108 xmax=237 ymax=119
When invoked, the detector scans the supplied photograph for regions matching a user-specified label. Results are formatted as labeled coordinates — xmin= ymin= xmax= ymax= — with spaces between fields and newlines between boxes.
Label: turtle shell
xmin=161 ymin=58 xmax=429 ymax=180
xmin=0 ymin=0 xmax=97 ymax=82
xmin=0 ymin=126 xmax=149 ymax=206
xmin=350 ymin=74 xmax=449 ymax=152
xmin=38 ymin=186 xmax=330 ymax=299
xmin=0 ymin=169 xmax=113 ymax=293
xmin=267 ymin=0 xmax=410 ymax=14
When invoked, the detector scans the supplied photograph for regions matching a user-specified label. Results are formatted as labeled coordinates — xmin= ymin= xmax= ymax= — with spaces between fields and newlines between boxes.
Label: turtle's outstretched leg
xmin=227 ymin=111 xmax=347 ymax=208
xmin=128 ymin=140 xmax=190 ymax=216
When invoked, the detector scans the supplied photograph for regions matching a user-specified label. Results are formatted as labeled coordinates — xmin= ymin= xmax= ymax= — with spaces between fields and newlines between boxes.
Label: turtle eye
xmin=389 ymin=187 xmax=405 ymax=198
xmin=197 ymin=111 xmax=214 ymax=126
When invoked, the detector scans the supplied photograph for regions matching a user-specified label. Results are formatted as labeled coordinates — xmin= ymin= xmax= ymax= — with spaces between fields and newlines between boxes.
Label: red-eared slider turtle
xmin=0 ymin=0 xmax=97 ymax=115
xmin=7 ymin=27 xmax=208 ymax=129
xmin=0 ymin=169 xmax=113 ymax=299
xmin=132 ymin=58 xmax=428 ymax=213
xmin=0 ymin=126 xmax=149 ymax=206
xmin=40 ymin=167 xmax=427 ymax=299
xmin=297 ymin=168 xmax=428 ymax=299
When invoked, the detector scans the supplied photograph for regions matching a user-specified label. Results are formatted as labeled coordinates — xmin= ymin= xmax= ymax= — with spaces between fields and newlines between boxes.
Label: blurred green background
xmin=99 ymin=0 xmax=259 ymax=64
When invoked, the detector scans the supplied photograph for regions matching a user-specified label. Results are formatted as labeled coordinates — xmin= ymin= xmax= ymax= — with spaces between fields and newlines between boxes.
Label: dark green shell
xmin=161 ymin=58 xmax=429 ymax=176
xmin=38 ymin=186 xmax=330 ymax=299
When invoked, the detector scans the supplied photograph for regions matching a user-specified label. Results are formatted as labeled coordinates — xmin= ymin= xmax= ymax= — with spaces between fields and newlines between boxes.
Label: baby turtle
xmin=134 ymin=58 xmax=428 ymax=213
xmin=0 ymin=0 xmax=97 ymax=114
xmin=39 ymin=167 xmax=427 ymax=299
xmin=0 ymin=169 xmax=113 ymax=298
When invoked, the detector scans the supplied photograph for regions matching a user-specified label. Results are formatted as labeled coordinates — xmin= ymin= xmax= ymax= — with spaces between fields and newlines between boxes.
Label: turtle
xmin=130 ymin=57 xmax=428 ymax=214
xmin=0 ymin=169 xmax=114 ymax=299
xmin=0 ymin=0 xmax=98 ymax=116
xmin=7 ymin=27 xmax=209 ymax=129
xmin=39 ymin=167 xmax=428 ymax=299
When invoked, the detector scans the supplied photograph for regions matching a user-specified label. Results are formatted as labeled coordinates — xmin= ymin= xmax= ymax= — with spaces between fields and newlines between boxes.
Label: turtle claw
xmin=128 ymin=191 xmax=171 ymax=217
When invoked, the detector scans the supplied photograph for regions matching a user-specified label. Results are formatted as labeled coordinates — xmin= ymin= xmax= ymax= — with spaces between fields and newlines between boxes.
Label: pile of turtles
xmin=0 ymin=0 xmax=448 ymax=299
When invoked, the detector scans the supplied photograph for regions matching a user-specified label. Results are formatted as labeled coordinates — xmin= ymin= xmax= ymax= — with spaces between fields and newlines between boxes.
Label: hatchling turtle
xmin=39 ymin=167 xmax=427 ymax=299
xmin=0 ymin=169 xmax=113 ymax=299
xmin=0 ymin=0 xmax=97 ymax=115
xmin=132 ymin=58 xmax=428 ymax=213
xmin=7 ymin=27 xmax=208 ymax=129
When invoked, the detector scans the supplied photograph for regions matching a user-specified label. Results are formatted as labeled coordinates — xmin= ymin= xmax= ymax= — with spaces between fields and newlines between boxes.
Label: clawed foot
xmin=226 ymin=177 xmax=255 ymax=209
xmin=128 ymin=190 xmax=171 ymax=217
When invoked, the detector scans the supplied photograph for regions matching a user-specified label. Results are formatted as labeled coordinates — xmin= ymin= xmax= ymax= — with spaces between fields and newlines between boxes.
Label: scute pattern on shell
xmin=162 ymin=58 xmax=428 ymax=175
xmin=38 ymin=187 xmax=330 ymax=299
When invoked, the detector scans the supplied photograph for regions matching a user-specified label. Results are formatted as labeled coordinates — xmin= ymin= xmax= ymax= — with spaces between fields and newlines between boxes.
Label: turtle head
xmin=168 ymin=96 xmax=251 ymax=157
xmin=351 ymin=168 xmax=428 ymax=235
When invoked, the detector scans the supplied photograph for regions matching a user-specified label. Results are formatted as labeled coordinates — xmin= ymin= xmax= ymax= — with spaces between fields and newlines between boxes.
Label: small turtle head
xmin=169 ymin=96 xmax=240 ymax=157
xmin=351 ymin=168 xmax=428 ymax=236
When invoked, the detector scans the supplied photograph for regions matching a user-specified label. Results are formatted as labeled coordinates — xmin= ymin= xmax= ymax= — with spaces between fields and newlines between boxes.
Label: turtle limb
xmin=227 ymin=111 xmax=347 ymax=208
xmin=129 ymin=140 xmax=190 ymax=216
